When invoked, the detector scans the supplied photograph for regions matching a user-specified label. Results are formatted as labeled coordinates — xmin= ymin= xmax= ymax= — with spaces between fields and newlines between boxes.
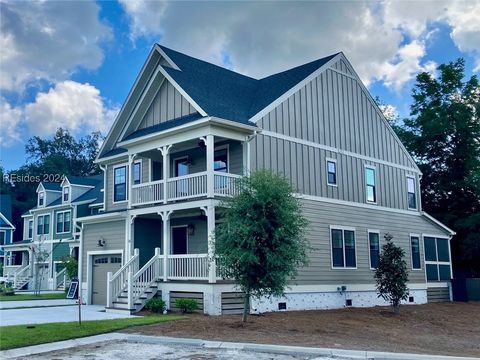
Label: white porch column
xmin=160 ymin=210 xmax=172 ymax=281
xmin=206 ymin=134 xmax=214 ymax=198
xmin=128 ymin=153 xmax=136 ymax=209
xmin=206 ymin=205 xmax=216 ymax=283
xmin=125 ymin=214 xmax=136 ymax=261
xmin=159 ymin=145 xmax=172 ymax=204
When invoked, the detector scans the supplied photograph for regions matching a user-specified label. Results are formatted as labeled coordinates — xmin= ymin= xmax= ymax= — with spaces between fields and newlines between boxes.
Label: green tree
xmin=61 ymin=256 xmax=78 ymax=280
xmin=374 ymin=233 xmax=409 ymax=314
xmin=398 ymin=59 xmax=480 ymax=277
xmin=215 ymin=170 xmax=309 ymax=322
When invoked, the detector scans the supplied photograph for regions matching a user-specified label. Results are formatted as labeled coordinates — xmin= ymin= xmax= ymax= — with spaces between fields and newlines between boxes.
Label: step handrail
xmin=107 ymin=249 xmax=139 ymax=308
xmin=13 ymin=264 xmax=31 ymax=288
xmin=55 ymin=267 xmax=67 ymax=289
xmin=128 ymin=248 xmax=162 ymax=309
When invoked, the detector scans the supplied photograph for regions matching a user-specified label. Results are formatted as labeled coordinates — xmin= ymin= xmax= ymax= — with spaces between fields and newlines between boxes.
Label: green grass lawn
xmin=0 ymin=293 xmax=66 ymax=302
xmin=0 ymin=315 xmax=184 ymax=350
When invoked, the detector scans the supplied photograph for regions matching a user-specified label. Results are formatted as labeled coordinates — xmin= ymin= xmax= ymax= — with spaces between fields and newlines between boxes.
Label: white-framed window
xmin=214 ymin=145 xmax=229 ymax=173
xmin=63 ymin=186 xmax=70 ymax=202
xmin=330 ymin=226 xmax=356 ymax=268
xmin=0 ymin=230 xmax=5 ymax=246
xmin=326 ymin=158 xmax=337 ymax=186
xmin=28 ymin=220 xmax=33 ymax=239
xmin=38 ymin=192 xmax=45 ymax=207
xmin=56 ymin=210 xmax=71 ymax=234
xmin=410 ymin=234 xmax=421 ymax=270
xmin=133 ymin=160 xmax=142 ymax=185
xmin=424 ymin=235 xmax=451 ymax=281
xmin=368 ymin=230 xmax=380 ymax=269
xmin=407 ymin=176 xmax=417 ymax=209
xmin=37 ymin=214 xmax=50 ymax=235
xmin=113 ymin=164 xmax=127 ymax=203
xmin=365 ymin=165 xmax=377 ymax=203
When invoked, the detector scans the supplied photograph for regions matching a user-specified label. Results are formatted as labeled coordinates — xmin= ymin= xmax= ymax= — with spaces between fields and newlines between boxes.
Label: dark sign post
xmin=66 ymin=280 xmax=81 ymax=325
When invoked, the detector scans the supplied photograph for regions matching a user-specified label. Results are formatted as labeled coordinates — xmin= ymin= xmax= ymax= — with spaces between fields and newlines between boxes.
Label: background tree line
xmin=1 ymin=59 xmax=478 ymax=276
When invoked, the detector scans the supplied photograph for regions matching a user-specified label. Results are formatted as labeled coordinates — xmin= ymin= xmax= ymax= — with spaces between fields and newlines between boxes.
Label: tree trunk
xmin=242 ymin=292 xmax=250 ymax=323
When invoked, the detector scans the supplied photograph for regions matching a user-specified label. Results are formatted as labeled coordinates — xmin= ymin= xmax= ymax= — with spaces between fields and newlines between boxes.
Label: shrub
xmin=175 ymin=298 xmax=198 ymax=313
xmin=144 ymin=297 xmax=166 ymax=313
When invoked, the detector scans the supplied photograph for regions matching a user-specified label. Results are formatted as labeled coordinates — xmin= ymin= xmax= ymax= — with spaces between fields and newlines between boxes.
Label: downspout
xmin=100 ymin=164 xmax=107 ymax=212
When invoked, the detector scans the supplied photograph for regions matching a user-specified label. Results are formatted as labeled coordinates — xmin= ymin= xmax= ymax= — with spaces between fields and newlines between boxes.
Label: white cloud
xmin=24 ymin=81 xmax=118 ymax=136
xmin=120 ymin=0 xmax=480 ymax=91
xmin=0 ymin=0 xmax=112 ymax=92
xmin=0 ymin=97 xmax=22 ymax=147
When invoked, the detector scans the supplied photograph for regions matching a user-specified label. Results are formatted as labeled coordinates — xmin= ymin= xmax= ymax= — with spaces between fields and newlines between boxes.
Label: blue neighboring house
xmin=0 ymin=194 xmax=16 ymax=269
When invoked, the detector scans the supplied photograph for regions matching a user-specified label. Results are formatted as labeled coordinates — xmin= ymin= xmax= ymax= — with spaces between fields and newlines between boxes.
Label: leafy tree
xmin=397 ymin=59 xmax=480 ymax=277
xmin=374 ymin=233 xmax=409 ymax=314
xmin=61 ymin=256 xmax=78 ymax=280
xmin=215 ymin=170 xmax=309 ymax=322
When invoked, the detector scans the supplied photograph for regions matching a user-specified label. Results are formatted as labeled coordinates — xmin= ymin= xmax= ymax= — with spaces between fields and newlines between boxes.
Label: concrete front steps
xmin=106 ymin=281 xmax=162 ymax=314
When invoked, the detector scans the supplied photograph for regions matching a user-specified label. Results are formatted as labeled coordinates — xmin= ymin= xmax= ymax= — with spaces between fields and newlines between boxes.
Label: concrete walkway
xmin=0 ymin=305 xmax=135 ymax=326
xmin=0 ymin=299 xmax=76 ymax=309
xmin=2 ymin=333 xmax=478 ymax=360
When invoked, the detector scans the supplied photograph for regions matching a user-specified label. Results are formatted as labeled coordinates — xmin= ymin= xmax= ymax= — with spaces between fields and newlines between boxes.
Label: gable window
xmin=331 ymin=227 xmax=356 ymax=268
xmin=327 ymin=159 xmax=337 ymax=186
xmin=133 ymin=161 xmax=142 ymax=185
xmin=63 ymin=187 xmax=70 ymax=202
xmin=424 ymin=236 xmax=451 ymax=281
xmin=113 ymin=165 xmax=127 ymax=202
xmin=56 ymin=211 xmax=71 ymax=234
xmin=28 ymin=220 xmax=33 ymax=239
xmin=365 ymin=166 xmax=376 ymax=203
xmin=37 ymin=215 xmax=50 ymax=235
xmin=38 ymin=192 xmax=45 ymax=207
xmin=0 ymin=231 xmax=5 ymax=246
xmin=407 ymin=176 xmax=417 ymax=209
xmin=368 ymin=231 xmax=380 ymax=269
xmin=214 ymin=148 xmax=229 ymax=173
xmin=411 ymin=235 xmax=421 ymax=270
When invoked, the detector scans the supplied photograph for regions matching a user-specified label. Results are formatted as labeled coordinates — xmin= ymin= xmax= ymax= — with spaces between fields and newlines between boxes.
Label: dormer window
xmin=63 ymin=186 xmax=70 ymax=202
xmin=38 ymin=192 xmax=45 ymax=207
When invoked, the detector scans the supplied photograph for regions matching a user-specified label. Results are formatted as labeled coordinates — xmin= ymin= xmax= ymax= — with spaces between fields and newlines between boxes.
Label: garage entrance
xmin=91 ymin=254 xmax=122 ymax=305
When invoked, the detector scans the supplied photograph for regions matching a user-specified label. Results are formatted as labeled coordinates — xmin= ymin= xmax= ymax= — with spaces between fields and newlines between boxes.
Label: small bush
xmin=145 ymin=297 xmax=166 ymax=313
xmin=175 ymin=298 xmax=198 ymax=313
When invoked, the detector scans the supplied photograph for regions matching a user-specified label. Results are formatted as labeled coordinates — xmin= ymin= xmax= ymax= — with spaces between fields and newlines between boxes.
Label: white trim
xmin=170 ymin=225 xmax=189 ymax=255
xmin=133 ymin=159 xmax=142 ymax=185
xmin=409 ymin=234 xmax=422 ymax=271
xmin=38 ymin=191 xmax=45 ymax=208
xmin=326 ymin=157 xmax=337 ymax=187
xmin=422 ymin=213 xmax=456 ymax=235
xmin=154 ymin=44 xmax=181 ymax=70
xmin=261 ymin=130 xmax=420 ymax=174
xmin=55 ymin=210 xmax=72 ymax=234
xmin=0 ymin=213 xmax=15 ymax=229
xmin=329 ymin=225 xmax=357 ymax=269
xmin=112 ymin=163 xmax=128 ymax=204
xmin=364 ymin=164 xmax=377 ymax=204
xmin=148 ymin=158 xmax=153 ymax=182
xmin=406 ymin=175 xmax=417 ymax=210
xmin=62 ymin=185 xmax=70 ymax=203
xmin=422 ymin=234 xmax=453 ymax=282
xmin=250 ymin=53 xmax=341 ymax=123
xmin=367 ymin=229 xmax=380 ymax=270
xmin=28 ymin=219 xmax=33 ymax=239
xmin=86 ymin=249 xmax=123 ymax=305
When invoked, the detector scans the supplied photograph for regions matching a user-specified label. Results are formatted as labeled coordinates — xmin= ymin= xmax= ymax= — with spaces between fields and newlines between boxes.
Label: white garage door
xmin=91 ymin=254 xmax=122 ymax=305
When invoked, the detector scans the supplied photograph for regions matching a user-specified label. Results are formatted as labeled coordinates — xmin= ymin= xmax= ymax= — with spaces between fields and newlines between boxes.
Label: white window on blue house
xmin=407 ymin=176 xmax=417 ymax=209
xmin=37 ymin=215 xmax=50 ymax=235
xmin=368 ymin=230 xmax=380 ymax=269
xmin=326 ymin=159 xmax=337 ymax=186
xmin=113 ymin=165 xmax=127 ymax=202
xmin=365 ymin=166 xmax=377 ymax=203
xmin=331 ymin=227 xmax=356 ymax=268
xmin=56 ymin=211 xmax=71 ymax=234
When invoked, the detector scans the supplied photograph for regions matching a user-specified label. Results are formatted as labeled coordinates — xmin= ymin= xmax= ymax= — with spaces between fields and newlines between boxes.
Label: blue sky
xmin=1 ymin=0 xmax=479 ymax=171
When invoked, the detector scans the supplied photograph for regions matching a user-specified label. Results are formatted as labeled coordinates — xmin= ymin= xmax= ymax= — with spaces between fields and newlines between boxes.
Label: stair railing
xmin=54 ymin=267 xmax=67 ymax=289
xmin=107 ymin=249 xmax=139 ymax=308
xmin=13 ymin=264 xmax=31 ymax=289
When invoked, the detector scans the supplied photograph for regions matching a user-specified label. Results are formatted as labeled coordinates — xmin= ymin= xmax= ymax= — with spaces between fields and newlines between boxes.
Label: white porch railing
xmin=13 ymin=264 xmax=31 ymax=288
xmin=168 ymin=254 xmax=209 ymax=280
xmin=214 ymin=172 xmax=242 ymax=196
xmin=107 ymin=249 xmax=139 ymax=308
xmin=3 ymin=265 xmax=22 ymax=278
xmin=55 ymin=267 xmax=67 ymax=289
xmin=131 ymin=179 xmax=164 ymax=206
xmin=128 ymin=248 xmax=163 ymax=308
xmin=167 ymin=172 xmax=207 ymax=201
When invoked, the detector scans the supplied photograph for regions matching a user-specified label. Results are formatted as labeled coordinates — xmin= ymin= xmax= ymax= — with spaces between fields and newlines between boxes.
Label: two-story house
xmin=4 ymin=175 xmax=103 ymax=290
xmin=72 ymin=44 xmax=455 ymax=315
xmin=0 ymin=194 xmax=16 ymax=274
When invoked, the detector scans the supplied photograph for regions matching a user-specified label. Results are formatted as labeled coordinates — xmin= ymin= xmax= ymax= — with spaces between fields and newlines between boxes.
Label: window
xmin=327 ymin=159 xmax=337 ymax=186
xmin=110 ymin=257 xmax=122 ymax=264
xmin=133 ymin=161 xmax=142 ymax=185
xmin=424 ymin=236 xmax=451 ymax=281
xmin=28 ymin=220 xmax=33 ymax=239
xmin=38 ymin=192 xmax=45 ymax=206
xmin=411 ymin=235 xmax=421 ymax=269
xmin=407 ymin=177 xmax=417 ymax=209
xmin=365 ymin=166 xmax=376 ymax=203
xmin=63 ymin=187 xmax=70 ymax=202
xmin=0 ymin=231 xmax=5 ymax=245
xmin=56 ymin=211 xmax=71 ymax=233
xmin=113 ymin=165 xmax=127 ymax=202
xmin=37 ymin=215 xmax=50 ymax=235
xmin=331 ymin=227 xmax=356 ymax=268
xmin=368 ymin=231 xmax=380 ymax=269
xmin=214 ymin=148 xmax=228 ymax=173
xmin=94 ymin=257 xmax=108 ymax=264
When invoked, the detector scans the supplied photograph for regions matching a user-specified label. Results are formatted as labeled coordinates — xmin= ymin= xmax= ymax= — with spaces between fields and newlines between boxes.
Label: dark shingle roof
xmin=98 ymin=147 xmax=128 ymax=159
xmin=67 ymin=175 xmax=102 ymax=187
xmin=42 ymin=182 xmax=61 ymax=191
xmin=73 ymin=175 xmax=104 ymax=204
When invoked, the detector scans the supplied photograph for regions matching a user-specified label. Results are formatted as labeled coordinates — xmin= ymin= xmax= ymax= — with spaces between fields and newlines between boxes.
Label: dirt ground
xmin=122 ymin=302 xmax=480 ymax=357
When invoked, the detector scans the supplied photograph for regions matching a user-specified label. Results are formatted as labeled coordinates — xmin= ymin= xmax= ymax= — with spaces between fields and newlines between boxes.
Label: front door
xmin=172 ymin=227 xmax=188 ymax=255
xmin=91 ymin=254 xmax=122 ymax=305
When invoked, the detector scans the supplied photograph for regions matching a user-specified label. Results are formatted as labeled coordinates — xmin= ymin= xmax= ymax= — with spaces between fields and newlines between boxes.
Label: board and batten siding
xmin=81 ymin=220 xmax=126 ymax=278
xmin=138 ymin=80 xmax=197 ymax=130
xmin=294 ymin=199 xmax=446 ymax=286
